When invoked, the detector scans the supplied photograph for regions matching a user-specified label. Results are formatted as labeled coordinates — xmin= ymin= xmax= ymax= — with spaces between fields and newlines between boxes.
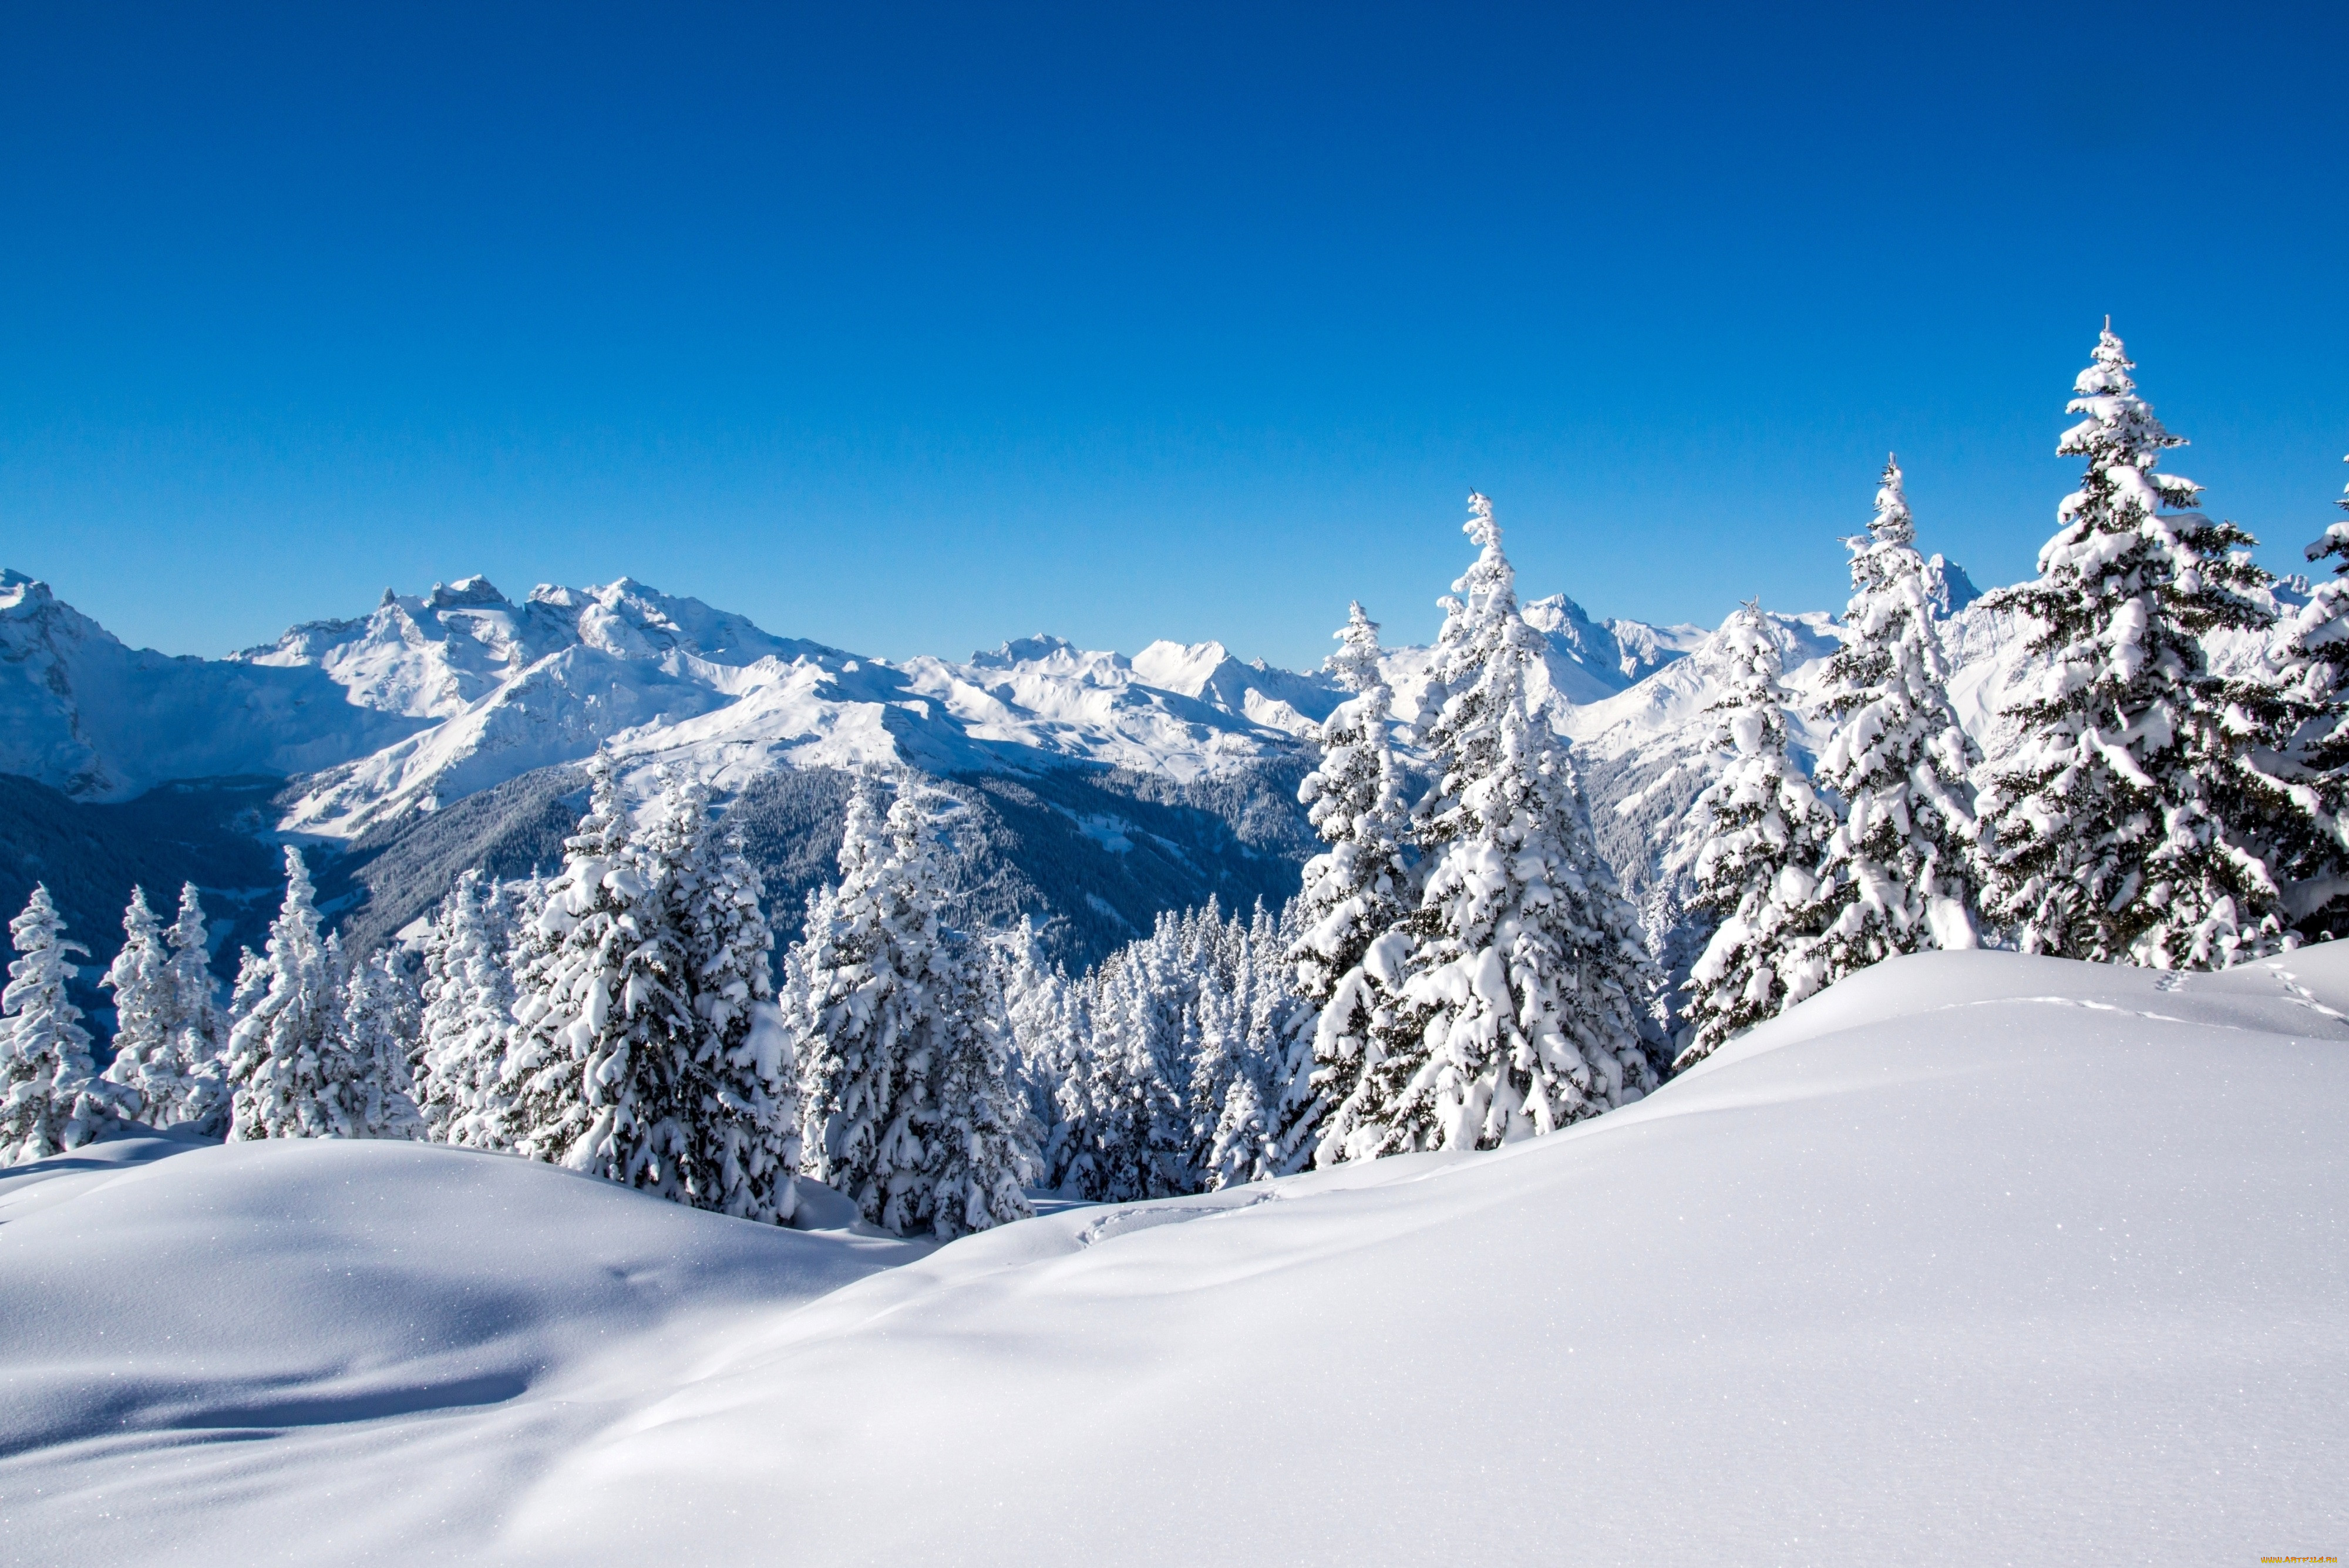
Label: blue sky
xmin=2 ymin=1 xmax=2343 ymax=669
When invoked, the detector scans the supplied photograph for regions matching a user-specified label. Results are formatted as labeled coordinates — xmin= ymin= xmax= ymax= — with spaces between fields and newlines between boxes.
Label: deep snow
xmin=4 ymin=946 xmax=2344 ymax=1564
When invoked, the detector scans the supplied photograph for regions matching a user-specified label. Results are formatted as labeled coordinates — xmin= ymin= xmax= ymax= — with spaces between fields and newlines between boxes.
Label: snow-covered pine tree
xmin=99 ymin=887 xmax=173 ymax=1125
xmin=1049 ymin=920 xmax=1196 ymax=1202
xmin=503 ymin=752 xmax=699 ymax=1196
xmin=1 ymin=885 xmax=122 ymax=1163
xmin=1186 ymin=963 xmax=1253 ymax=1186
xmin=647 ymin=770 xmax=798 ymax=1223
xmin=1677 ymin=604 xmax=1842 ymax=1068
xmin=413 ymin=870 xmax=517 ymax=1146
xmin=1281 ymin=601 xmax=1414 ymax=1169
xmin=1200 ymin=907 xmax=1307 ymax=1186
xmin=1351 ymin=493 xmax=1663 ymax=1155
xmin=1975 ymin=324 xmax=2286 ymax=967
xmin=224 ymin=849 xmax=420 ymax=1139
xmin=2246 ymin=457 xmax=2349 ymax=936
xmin=997 ymin=918 xmax=1076 ymax=1170
xmin=920 ymin=927 xmax=1035 ymax=1236
xmin=789 ymin=783 xmax=933 ymax=1229
xmin=162 ymin=884 xmax=229 ymax=1133
xmin=1808 ymin=456 xmax=1983 ymax=980
xmin=789 ymin=779 xmax=1032 ymax=1234
xmin=332 ymin=947 xmax=426 ymax=1140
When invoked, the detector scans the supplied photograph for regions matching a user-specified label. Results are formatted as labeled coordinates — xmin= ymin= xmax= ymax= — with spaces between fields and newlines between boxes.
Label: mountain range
xmin=0 ymin=552 xmax=2032 ymax=989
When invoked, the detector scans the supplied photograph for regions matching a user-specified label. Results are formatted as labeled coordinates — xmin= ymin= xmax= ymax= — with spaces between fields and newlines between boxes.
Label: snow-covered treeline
xmin=8 ymin=321 xmax=2349 ymax=1222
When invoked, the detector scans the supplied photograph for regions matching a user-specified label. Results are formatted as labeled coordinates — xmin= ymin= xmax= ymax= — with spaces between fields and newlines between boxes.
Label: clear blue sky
xmin=3 ymin=2 xmax=2343 ymax=669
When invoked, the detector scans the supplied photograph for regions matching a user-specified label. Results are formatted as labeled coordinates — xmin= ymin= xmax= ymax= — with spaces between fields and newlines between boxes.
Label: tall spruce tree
xmin=225 ymin=850 xmax=418 ymax=1139
xmin=2249 ymin=457 xmax=2349 ymax=936
xmin=1975 ymin=324 xmax=2285 ymax=967
xmin=789 ymin=780 xmax=1035 ymax=1236
xmin=99 ymin=887 xmax=174 ymax=1126
xmin=1678 ymin=604 xmax=1842 ymax=1068
xmin=1282 ymin=601 xmax=1413 ymax=1167
xmin=1351 ymin=493 xmax=1662 ymax=1155
xmin=413 ymin=870 xmax=517 ymax=1146
xmin=161 ymin=885 xmax=229 ymax=1132
xmin=504 ymin=752 xmax=701 ymax=1198
xmin=1809 ymin=457 xmax=1983 ymax=979
xmin=332 ymin=948 xmax=426 ymax=1141
xmin=1 ymin=886 xmax=120 ymax=1163
xmin=920 ymin=927 xmax=1035 ymax=1234
xmin=101 ymin=885 xmax=228 ymax=1132
xmin=645 ymin=770 xmax=799 ymax=1223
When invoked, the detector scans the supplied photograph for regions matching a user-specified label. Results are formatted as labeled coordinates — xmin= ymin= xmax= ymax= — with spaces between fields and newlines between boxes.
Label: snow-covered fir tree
xmin=1282 ymin=601 xmax=1414 ymax=1169
xmin=1975 ymin=324 xmax=2286 ymax=967
xmin=1085 ymin=926 xmax=1197 ymax=1197
xmin=413 ymin=870 xmax=517 ymax=1146
xmin=644 ymin=769 xmax=798 ymax=1223
xmin=789 ymin=779 xmax=1035 ymax=1236
xmin=919 ymin=928 xmax=1035 ymax=1236
xmin=98 ymin=887 xmax=174 ymax=1126
xmin=997 ymin=918 xmax=1076 ymax=1167
xmin=160 ymin=885 xmax=229 ymax=1132
xmin=504 ymin=753 xmax=705 ymax=1202
xmin=1677 ymin=604 xmax=1842 ymax=1068
xmin=332 ymin=947 xmax=426 ymax=1141
xmin=1351 ymin=493 xmax=1663 ymax=1155
xmin=2250 ymin=456 xmax=2349 ymax=936
xmin=225 ymin=849 xmax=420 ymax=1140
xmin=1 ymin=885 xmax=121 ymax=1163
xmin=1808 ymin=456 xmax=1983 ymax=980
xmin=103 ymin=884 xmax=228 ymax=1132
xmin=788 ymin=785 xmax=930 ymax=1227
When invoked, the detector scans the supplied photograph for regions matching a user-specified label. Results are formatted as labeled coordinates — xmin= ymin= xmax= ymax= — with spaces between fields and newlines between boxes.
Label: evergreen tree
xmin=921 ymin=928 xmax=1035 ymax=1236
xmin=997 ymin=920 xmax=1076 ymax=1172
xmin=1 ymin=885 xmax=120 ymax=1163
xmin=162 ymin=885 xmax=230 ymax=1133
xmin=646 ymin=770 xmax=798 ymax=1223
xmin=1809 ymin=456 xmax=1983 ymax=980
xmin=1282 ymin=602 xmax=1414 ymax=1169
xmin=1352 ymin=493 xmax=1663 ymax=1154
xmin=332 ymin=947 xmax=426 ymax=1141
xmin=413 ymin=870 xmax=517 ymax=1146
xmin=1678 ymin=604 xmax=1842 ymax=1068
xmin=99 ymin=887 xmax=174 ymax=1125
xmin=504 ymin=752 xmax=700 ymax=1197
xmin=790 ymin=780 xmax=1036 ymax=1235
xmin=103 ymin=884 xmax=226 ymax=1132
xmin=1077 ymin=946 xmax=1195 ymax=1199
xmin=2249 ymin=456 xmax=2349 ymax=936
xmin=1975 ymin=324 xmax=2285 ymax=967
xmin=225 ymin=849 xmax=419 ymax=1139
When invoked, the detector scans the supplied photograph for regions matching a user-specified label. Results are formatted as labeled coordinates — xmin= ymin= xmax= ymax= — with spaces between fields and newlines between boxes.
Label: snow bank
xmin=5 ymin=948 xmax=2345 ymax=1564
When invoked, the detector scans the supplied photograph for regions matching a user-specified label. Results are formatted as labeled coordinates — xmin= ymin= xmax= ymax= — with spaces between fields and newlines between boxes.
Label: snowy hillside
xmin=5 ymin=945 xmax=2343 ymax=1564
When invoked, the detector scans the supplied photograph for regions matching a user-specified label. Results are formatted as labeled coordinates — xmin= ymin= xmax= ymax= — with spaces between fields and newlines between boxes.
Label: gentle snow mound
xmin=4 ymin=947 xmax=2346 ymax=1564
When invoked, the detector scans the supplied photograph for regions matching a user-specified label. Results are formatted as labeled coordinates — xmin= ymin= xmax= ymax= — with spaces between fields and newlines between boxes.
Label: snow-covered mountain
xmin=6 ymin=561 xmax=2048 ymax=973
xmin=0 ymin=570 xmax=431 ymax=800
xmin=1 ymin=568 xmax=1748 ymax=841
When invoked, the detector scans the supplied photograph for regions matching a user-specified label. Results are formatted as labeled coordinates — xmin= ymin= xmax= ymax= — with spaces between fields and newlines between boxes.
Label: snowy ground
xmin=5 ymin=948 xmax=2346 ymax=1566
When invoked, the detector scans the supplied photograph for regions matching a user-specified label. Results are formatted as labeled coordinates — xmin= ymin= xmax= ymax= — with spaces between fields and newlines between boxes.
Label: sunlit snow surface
xmin=5 ymin=947 xmax=2346 ymax=1564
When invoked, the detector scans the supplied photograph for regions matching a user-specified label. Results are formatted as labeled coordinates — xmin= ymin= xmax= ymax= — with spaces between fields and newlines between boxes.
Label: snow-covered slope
xmin=0 ymin=570 xmax=429 ymax=800
xmin=5 ymin=945 xmax=2344 ymax=1564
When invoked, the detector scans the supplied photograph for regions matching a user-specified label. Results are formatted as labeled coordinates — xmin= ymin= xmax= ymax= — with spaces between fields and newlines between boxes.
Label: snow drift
xmin=4 ymin=945 xmax=2344 ymax=1564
